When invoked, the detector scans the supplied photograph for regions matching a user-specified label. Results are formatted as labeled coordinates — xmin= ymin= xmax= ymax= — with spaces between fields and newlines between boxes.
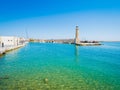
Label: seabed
xmin=0 ymin=42 xmax=120 ymax=90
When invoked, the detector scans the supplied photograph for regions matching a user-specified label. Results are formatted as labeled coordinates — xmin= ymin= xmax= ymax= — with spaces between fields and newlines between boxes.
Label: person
xmin=2 ymin=43 xmax=4 ymax=47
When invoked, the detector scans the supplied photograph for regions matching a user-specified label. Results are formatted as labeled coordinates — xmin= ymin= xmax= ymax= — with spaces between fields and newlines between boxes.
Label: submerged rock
xmin=44 ymin=78 xmax=48 ymax=84
xmin=0 ymin=75 xmax=9 ymax=80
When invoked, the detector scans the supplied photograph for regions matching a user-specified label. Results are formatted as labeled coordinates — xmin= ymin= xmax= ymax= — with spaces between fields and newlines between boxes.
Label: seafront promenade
xmin=0 ymin=36 xmax=28 ymax=56
xmin=0 ymin=44 xmax=26 ymax=56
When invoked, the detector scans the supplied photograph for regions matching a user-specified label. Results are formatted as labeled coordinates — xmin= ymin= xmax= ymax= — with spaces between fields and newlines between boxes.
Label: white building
xmin=0 ymin=36 xmax=25 ymax=47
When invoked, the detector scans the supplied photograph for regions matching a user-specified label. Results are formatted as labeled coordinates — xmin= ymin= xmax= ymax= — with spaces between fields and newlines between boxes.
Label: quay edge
xmin=0 ymin=44 xmax=26 ymax=57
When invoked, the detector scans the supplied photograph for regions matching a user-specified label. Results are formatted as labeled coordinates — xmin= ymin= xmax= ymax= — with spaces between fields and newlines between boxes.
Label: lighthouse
xmin=74 ymin=26 xmax=80 ymax=44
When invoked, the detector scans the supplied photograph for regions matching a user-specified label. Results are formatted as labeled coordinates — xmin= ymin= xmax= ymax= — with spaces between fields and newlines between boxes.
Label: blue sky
xmin=0 ymin=0 xmax=120 ymax=41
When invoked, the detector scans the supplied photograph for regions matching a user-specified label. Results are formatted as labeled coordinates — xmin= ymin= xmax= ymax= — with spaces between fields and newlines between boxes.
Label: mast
xmin=25 ymin=29 xmax=29 ymax=39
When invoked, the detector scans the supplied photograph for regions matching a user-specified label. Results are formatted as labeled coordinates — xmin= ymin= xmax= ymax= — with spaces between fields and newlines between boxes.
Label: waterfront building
xmin=0 ymin=36 xmax=25 ymax=47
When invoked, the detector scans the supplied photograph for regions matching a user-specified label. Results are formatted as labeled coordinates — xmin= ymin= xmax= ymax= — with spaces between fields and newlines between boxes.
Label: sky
xmin=0 ymin=0 xmax=120 ymax=41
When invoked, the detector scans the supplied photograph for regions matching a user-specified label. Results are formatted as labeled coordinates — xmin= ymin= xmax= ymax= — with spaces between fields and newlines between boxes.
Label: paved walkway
xmin=0 ymin=44 xmax=25 ymax=55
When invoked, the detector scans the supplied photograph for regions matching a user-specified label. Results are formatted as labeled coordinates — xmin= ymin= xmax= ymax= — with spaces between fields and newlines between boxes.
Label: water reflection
xmin=74 ymin=45 xmax=79 ymax=63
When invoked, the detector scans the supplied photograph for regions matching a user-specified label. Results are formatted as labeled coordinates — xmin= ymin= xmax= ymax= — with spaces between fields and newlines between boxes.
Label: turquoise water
xmin=0 ymin=42 xmax=120 ymax=90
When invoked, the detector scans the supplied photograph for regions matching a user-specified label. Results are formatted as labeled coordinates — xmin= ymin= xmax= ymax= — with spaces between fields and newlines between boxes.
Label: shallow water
xmin=0 ymin=42 xmax=120 ymax=90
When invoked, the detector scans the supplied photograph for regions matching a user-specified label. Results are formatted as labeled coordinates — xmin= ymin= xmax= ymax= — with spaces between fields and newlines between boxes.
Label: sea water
xmin=0 ymin=42 xmax=120 ymax=90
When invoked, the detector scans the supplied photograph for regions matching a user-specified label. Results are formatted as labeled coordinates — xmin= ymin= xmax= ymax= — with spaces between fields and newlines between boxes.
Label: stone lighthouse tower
xmin=74 ymin=26 xmax=80 ymax=44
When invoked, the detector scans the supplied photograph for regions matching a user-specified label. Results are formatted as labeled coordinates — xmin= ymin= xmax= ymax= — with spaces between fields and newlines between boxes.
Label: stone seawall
xmin=75 ymin=43 xmax=102 ymax=46
xmin=0 ymin=44 xmax=25 ymax=56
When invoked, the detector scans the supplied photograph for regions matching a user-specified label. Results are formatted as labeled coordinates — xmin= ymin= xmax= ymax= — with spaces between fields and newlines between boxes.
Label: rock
xmin=44 ymin=78 xmax=48 ymax=84
xmin=0 ymin=75 xmax=9 ymax=80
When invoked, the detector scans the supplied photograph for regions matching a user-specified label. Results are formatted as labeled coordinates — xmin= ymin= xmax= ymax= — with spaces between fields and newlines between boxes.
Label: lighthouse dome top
xmin=76 ymin=26 xmax=79 ymax=29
